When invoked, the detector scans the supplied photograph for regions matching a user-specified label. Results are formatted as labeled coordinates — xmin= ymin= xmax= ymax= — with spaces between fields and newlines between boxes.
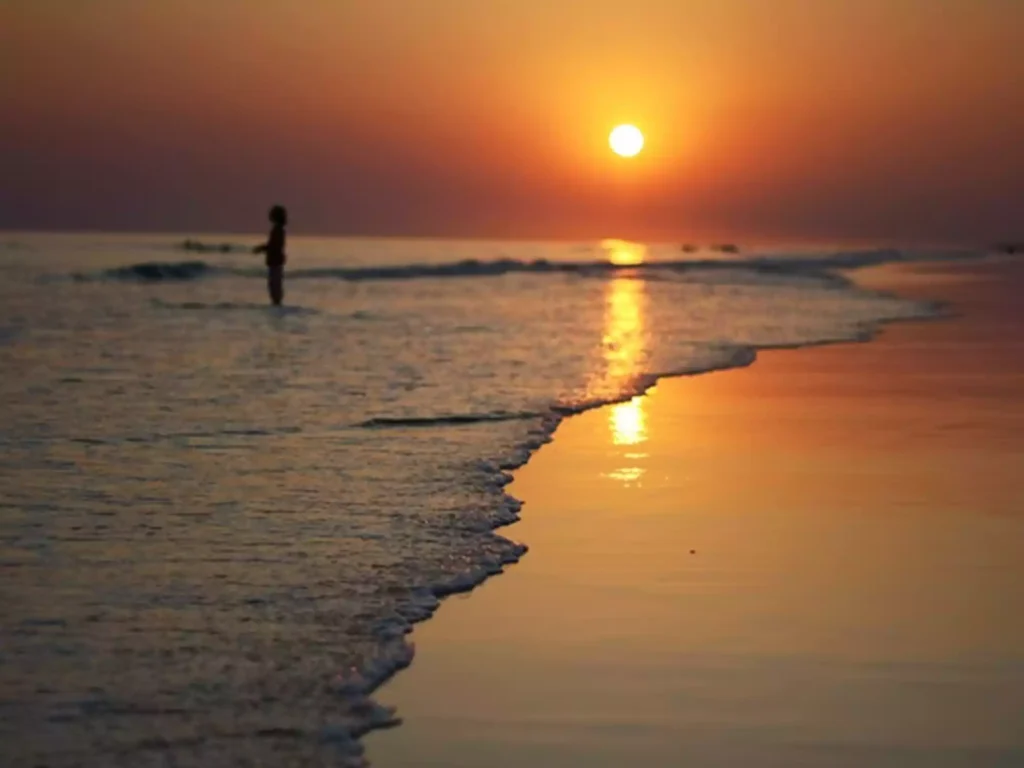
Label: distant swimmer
xmin=253 ymin=205 xmax=288 ymax=305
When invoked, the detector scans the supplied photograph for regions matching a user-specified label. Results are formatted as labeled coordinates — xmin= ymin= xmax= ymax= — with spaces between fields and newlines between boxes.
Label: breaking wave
xmin=359 ymin=411 xmax=543 ymax=429
xmin=178 ymin=239 xmax=251 ymax=254
xmin=86 ymin=260 xmax=217 ymax=282
xmin=74 ymin=248 xmax=986 ymax=285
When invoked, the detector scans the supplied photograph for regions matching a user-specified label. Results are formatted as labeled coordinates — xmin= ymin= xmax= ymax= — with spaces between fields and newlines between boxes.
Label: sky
xmin=2 ymin=0 xmax=1022 ymax=243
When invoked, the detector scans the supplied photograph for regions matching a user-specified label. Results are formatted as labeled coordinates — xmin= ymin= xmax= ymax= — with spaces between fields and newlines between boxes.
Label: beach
xmin=6 ymin=3 xmax=1022 ymax=765
xmin=369 ymin=258 xmax=1024 ymax=767
xmin=2 ymin=239 xmax=1018 ymax=767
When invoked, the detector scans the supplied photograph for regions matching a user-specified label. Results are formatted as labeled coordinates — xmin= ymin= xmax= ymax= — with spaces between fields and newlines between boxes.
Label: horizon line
xmin=0 ymin=226 xmax=992 ymax=252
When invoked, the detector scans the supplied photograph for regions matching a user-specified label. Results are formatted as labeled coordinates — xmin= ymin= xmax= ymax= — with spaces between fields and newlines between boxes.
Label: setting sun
xmin=609 ymin=125 xmax=644 ymax=158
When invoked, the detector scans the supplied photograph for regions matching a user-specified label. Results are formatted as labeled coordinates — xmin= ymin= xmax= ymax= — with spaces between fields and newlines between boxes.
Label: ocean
xmin=0 ymin=233 xmax=978 ymax=766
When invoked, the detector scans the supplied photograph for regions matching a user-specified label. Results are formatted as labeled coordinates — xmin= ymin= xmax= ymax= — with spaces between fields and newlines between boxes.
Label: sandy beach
xmin=368 ymin=258 xmax=1024 ymax=767
xmin=6 ymin=5 xmax=1022 ymax=765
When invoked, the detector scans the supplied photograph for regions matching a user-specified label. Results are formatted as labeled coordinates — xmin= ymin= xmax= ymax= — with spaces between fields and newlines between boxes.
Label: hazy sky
xmin=2 ymin=0 xmax=1021 ymax=242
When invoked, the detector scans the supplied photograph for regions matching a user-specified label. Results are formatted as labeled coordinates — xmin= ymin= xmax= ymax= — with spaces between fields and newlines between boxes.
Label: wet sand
xmin=368 ymin=259 xmax=1024 ymax=767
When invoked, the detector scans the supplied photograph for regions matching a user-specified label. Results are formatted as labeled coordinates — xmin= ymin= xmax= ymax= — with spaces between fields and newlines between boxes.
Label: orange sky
xmin=2 ymin=0 xmax=1021 ymax=242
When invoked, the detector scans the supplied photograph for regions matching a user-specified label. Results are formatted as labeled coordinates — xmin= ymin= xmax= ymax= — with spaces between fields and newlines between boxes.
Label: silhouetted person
xmin=253 ymin=205 xmax=288 ymax=305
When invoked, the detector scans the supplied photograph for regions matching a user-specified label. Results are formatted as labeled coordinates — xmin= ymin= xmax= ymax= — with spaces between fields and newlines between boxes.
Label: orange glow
xmin=603 ymin=239 xmax=646 ymax=266
xmin=4 ymin=1 xmax=1021 ymax=239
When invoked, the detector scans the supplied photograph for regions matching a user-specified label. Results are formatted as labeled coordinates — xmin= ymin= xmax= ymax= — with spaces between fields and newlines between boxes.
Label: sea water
xmin=0 ymin=234 xmax=974 ymax=766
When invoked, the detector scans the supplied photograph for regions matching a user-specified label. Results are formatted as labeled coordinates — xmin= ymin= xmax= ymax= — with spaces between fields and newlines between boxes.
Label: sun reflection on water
xmin=603 ymin=239 xmax=646 ymax=266
xmin=607 ymin=466 xmax=646 ymax=484
xmin=601 ymin=275 xmax=647 ymax=386
xmin=595 ymin=244 xmax=651 ymax=485
xmin=611 ymin=397 xmax=647 ymax=446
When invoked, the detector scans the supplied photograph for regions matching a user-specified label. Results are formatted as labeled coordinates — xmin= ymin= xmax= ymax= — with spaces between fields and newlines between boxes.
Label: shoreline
xmin=366 ymin=257 xmax=1024 ymax=766
xmin=346 ymin=262 xmax=951 ymax=746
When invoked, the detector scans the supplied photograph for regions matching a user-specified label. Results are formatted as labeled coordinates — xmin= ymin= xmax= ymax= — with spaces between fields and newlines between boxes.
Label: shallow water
xmin=369 ymin=259 xmax=1024 ymax=768
xmin=0 ymin=234 xmax=970 ymax=765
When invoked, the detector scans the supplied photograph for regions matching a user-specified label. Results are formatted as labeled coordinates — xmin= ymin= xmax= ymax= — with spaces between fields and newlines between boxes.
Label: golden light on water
xmin=603 ymin=239 xmax=646 ymax=266
xmin=611 ymin=397 xmax=647 ymax=447
xmin=602 ymin=275 xmax=647 ymax=386
xmin=597 ymin=256 xmax=651 ymax=482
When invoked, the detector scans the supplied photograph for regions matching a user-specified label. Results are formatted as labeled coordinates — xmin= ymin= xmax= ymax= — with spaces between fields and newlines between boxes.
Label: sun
xmin=609 ymin=124 xmax=644 ymax=158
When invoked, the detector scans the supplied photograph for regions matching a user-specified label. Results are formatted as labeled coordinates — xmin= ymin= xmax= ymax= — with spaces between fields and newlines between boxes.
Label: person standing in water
xmin=253 ymin=205 xmax=288 ymax=305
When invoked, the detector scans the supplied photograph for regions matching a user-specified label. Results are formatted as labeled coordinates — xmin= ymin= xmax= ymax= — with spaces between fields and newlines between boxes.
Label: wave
xmin=358 ymin=410 xmax=543 ymax=428
xmin=356 ymin=347 xmax=757 ymax=434
xmin=280 ymin=250 xmax=915 ymax=283
xmin=178 ymin=239 xmax=250 ymax=254
xmin=87 ymin=260 xmax=217 ymax=282
xmin=1 ymin=240 xmax=33 ymax=252
xmin=77 ymin=247 xmax=986 ymax=285
xmin=149 ymin=298 xmax=319 ymax=315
